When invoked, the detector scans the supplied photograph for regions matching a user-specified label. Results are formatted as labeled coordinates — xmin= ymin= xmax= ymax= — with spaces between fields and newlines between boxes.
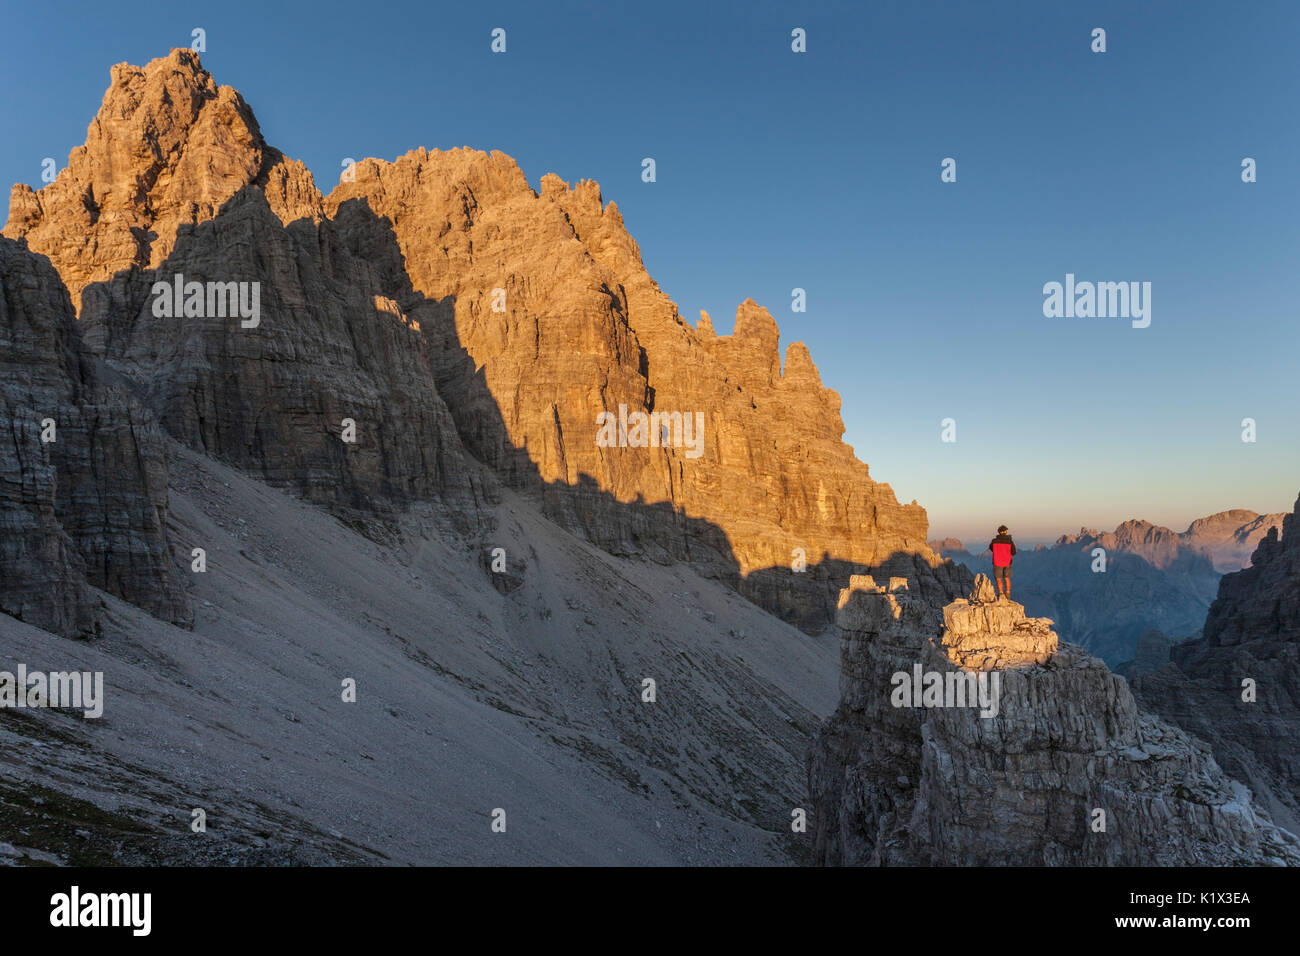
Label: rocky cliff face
xmin=326 ymin=150 xmax=966 ymax=626
xmin=3 ymin=49 xmax=320 ymax=312
xmin=1130 ymin=492 xmax=1300 ymax=835
xmin=4 ymin=50 xmax=477 ymax=526
xmin=0 ymin=236 xmax=189 ymax=636
xmin=5 ymin=50 xmax=962 ymax=631
xmin=77 ymin=186 xmax=487 ymax=527
xmin=807 ymin=574 xmax=1299 ymax=865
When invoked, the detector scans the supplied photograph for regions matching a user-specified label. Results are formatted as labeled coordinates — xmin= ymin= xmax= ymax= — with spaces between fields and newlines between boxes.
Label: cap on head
xmin=997 ymin=525 xmax=1008 ymax=533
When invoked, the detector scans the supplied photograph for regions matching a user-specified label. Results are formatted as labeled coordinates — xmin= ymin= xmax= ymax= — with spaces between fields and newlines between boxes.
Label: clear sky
xmin=3 ymin=0 xmax=1297 ymax=542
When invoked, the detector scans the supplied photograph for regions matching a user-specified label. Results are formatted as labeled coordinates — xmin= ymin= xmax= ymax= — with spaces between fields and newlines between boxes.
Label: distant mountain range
xmin=1129 ymin=495 xmax=1300 ymax=836
xmin=929 ymin=510 xmax=1287 ymax=664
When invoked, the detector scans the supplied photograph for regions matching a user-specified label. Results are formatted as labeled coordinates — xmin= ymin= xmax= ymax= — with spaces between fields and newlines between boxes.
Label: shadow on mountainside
xmin=69 ymin=189 xmax=968 ymax=636
xmin=2 ymin=192 xmax=974 ymax=865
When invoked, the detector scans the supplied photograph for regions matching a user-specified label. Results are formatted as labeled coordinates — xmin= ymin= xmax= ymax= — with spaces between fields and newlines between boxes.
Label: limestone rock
xmin=970 ymin=573 xmax=996 ymax=604
xmin=326 ymin=148 xmax=966 ymax=627
xmin=0 ymin=236 xmax=189 ymax=635
xmin=1131 ymin=491 xmax=1300 ymax=835
xmin=78 ymin=187 xmax=486 ymax=527
xmin=3 ymin=49 xmax=321 ymax=313
xmin=5 ymin=51 xmax=966 ymax=630
xmin=834 ymin=575 xmax=940 ymax=638
xmin=808 ymin=577 xmax=1299 ymax=865
xmin=940 ymin=598 xmax=1057 ymax=670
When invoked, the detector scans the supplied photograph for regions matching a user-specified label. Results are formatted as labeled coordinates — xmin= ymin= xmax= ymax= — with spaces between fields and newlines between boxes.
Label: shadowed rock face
xmin=78 ymin=188 xmax=487 ymax=528
xmin=1130 ymin=492 xmax=1300 ymax=835
xmin=0 ymin=237 xmax=189 ymax=636
xmin=808 ymin=575 xmax=1299 ymax=865
xmin=1114 ymin=628 xmax=1174 ymax=679
xmin=5 ymin=49 xmax=964 ymax=631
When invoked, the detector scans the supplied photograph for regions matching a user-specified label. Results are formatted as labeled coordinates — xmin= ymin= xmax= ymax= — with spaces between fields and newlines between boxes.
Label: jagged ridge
xmin=1131 ymin=492 xmax=1300 ymax=835
xmin=4 ymin=50 xmax=967 ymax=632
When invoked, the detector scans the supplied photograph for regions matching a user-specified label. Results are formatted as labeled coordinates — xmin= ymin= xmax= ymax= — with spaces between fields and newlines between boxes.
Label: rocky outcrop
xmin=6 ymin=50 xmax=964 ymax=630
xmin=808 ymin=575 xmax=1299 ymax=865
xmin=1130 ymin=492 xmax=1300 ymax=835
xmin=326 ymin=150 xmax=963 ymax=626
xmin=939 ymin=523 xmax=1222 ymax=664
xmin=3 ymin=49 xmax=321 ymax=312
xmin=939 ymin=574 xmax=1058 ymax=670
xmin=0 ymin=236 xmax=189 ymax=636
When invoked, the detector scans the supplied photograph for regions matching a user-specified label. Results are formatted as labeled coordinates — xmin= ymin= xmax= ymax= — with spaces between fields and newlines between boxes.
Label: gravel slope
xmin=1 ymin=446 xmax=838 ymax=866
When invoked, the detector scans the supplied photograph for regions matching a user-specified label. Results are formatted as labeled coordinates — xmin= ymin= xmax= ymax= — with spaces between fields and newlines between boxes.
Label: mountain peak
xmin=4 ymin=49 xmax=320 ymax=310
xmin=1180 ymin=507 xmax=1286 ymax=571
xmin=0 ymin=49 xmax=964 ymax=635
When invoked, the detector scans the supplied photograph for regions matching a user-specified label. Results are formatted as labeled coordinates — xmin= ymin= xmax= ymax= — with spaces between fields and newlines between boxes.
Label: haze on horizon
xmin=929 ymin=500 xmax=1291 ymax=552
xmin=3 ymin=0 xmax=1296 ymax=539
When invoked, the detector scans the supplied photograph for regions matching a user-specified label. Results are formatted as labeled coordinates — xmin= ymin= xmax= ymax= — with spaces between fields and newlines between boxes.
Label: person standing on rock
xmin=989 ymin=525 xmax=1017 ymax=601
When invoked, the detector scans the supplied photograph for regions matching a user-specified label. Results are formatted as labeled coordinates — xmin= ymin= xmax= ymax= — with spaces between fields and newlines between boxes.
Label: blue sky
xmin=3 ymin=0 xmax=1297 ymax=542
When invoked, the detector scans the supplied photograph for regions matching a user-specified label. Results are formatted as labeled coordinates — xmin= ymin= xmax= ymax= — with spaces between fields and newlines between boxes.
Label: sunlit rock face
xmin=4 ymin=49 xmax=321 ymax=313
xmin=808 ymin=575 xmax=1300 ymax=865
xmin=940 ymin=575 xmax=1057 ymax=670
xmin=7 ymin=49 xmax=968 ymax=631
xmin=327 ymin=149 xmax=969 ymax=628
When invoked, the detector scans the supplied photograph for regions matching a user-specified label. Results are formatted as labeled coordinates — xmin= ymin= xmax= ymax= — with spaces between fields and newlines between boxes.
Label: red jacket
xmin=989 ymin=534 xmax=1017 ymax=567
